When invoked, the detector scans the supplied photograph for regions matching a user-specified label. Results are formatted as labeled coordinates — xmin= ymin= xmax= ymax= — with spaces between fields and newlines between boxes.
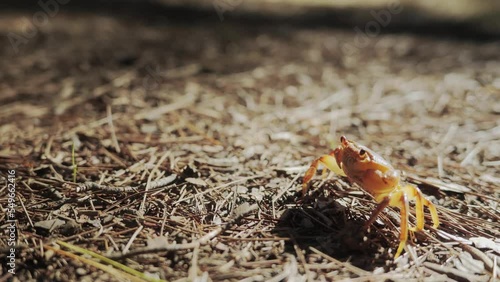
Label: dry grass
xmin=0 ymin=5 xmax=499 ymax=282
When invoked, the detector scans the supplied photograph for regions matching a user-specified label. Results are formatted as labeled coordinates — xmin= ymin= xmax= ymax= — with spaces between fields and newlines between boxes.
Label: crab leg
xmin=370 ymin=185 xmax=439 ymax=258
xmin=420 ymin=192 xmax=440 ymax=229
xmin=395 ymin=193 xmax=410 ymax=258
xmin=302 ymin=153 xmax=345 ymax=195
xmin=365 ymin=186 xmax=412 ymax=258
xmin=402 ymin=184 xmax=440 ymax=231
xmin=405 ymin=184 xmax=425 ymax=231
xmin=364 ymin=196 xmax=390 ymax=230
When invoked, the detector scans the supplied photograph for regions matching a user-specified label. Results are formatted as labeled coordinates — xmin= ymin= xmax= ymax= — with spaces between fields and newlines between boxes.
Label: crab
xmin=302 ymin=136 xmax=440 ymax=258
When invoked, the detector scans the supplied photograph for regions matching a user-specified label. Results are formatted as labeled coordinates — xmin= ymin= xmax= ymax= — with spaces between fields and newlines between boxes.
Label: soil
xmin=0 ymin=3 xmax=499 ymax=282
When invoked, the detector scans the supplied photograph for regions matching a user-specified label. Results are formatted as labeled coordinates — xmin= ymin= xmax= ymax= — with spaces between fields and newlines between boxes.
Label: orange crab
xmin=303 ymin=136 xmax=439 ymax=258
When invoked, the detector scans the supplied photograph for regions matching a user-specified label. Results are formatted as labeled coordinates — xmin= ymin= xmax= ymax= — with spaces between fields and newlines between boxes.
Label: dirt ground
xmin=0 ymin=2 xmax=499 ymax=282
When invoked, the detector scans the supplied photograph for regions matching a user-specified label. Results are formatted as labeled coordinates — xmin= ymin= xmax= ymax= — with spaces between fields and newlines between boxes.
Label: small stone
xmin=76 ymin=268 xmax=88 ymax=276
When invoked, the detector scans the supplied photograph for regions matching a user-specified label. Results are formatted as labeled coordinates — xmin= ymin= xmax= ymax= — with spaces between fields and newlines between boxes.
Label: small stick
xmin=122 ymin=226 xmax=143 ymax=255
xmin=105 ymin=204 xmax=258 ymax=260
xmin=76 ymin=174 xmax=176 ymax=193
xmin=424 ymin=262 xmax=487 ymax=282
xmin=106 ymin=105 xmax=120 ymax=153
xmin=461 ymin=244 xmax=495 ymax=274
xmin=309 ymin=247 xmax=370 ymax=277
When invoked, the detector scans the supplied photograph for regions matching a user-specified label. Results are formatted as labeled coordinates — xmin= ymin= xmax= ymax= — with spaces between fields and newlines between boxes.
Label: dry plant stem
xmin=106 ymin=204 xmax=258 ymax=260
xmin=173 ymin=174 xmax=265 ymax=204
xmin=267 ymin=255 xmax=298 ymax=282
xmin=133 ymin=93 xmax=196 ymax=120
xmin=123 ymin=225 xmax=144 ymax=255
xmin=423 ymin=262 xmax=488 ymax=282
xmin=291 ymin=237 xmax=313 ymax=281
xmin=64 ymin=114 xmax=119 ymax=138
xmin=188 ymin=244 xmax=200 ymax=281
xmin=309 ymin=247 xmax=370 ymax=277
xmin=219 ymin=236 xmax=290 ymax=241
xmin=334 ymin=274 xmax=409 ymax=282
xmin=139 ymin=151 xmax=171 ymax=216
xmin=106 ymin=105 xmax=121 ymax=153
xmin=173 ymin=111 xmax=221 ymax=145
xmin=461 ymin=244 xmax=496 ymax=274
xmin=76 ymin=174 xmax=177 ymax=193
xmin=43 ymin=245 xmax=146 ymax=282
xmin=18 ymin=194 xmax=34 ymax=228
xmin=494 ymin=257 xmax=498 ymax=281
xmin=106 ymin=228 xmax=223 ymax=260
xmin=272 ymin=171 xmax=302 ymax=202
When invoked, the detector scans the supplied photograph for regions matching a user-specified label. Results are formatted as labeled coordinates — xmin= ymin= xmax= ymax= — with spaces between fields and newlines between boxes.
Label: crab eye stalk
xmin=359 ymin=149 xmax=366 ymax=157
xmin=340 ymin=136 xmax=348 ymax=146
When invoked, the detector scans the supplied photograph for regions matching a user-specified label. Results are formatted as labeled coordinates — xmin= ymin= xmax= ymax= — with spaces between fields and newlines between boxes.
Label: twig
xmin=460 ymin=143 xmax=484 ymax=167
xmin=134 ymin=93 xmax=196 ymax=120
xmin=18 ymin=184 xmax=34 ymax=228
xmin=188 ymin=244 xmax=200 ymax=281
xmin=76 ymin=174 xmax=176 ymax=193
xmin=173 ymin=174 xmax=265 ymax=204
xmin=272 ymin=171 xmax=301 ymax=202
xmin=309 ymin=247 xmax=370 ymax=277
xmin=291 ymin=236 xmax=312 ymax=281
xmin=461 ymin=244 xmax=496 ymax=275
xmin=106 ymin=105 xmax=120 ymax=153
xmin=106 ymin=204 xmax=258 ymax=260
xmin=219 ymin=236 xmax=290 ymax=242
xmin=423 ymin=262 xmax=489 ymax=282
xmin=267 ymin=255 xmax=296 ymax=282
xmin=139 ymin=151 xmax=171 ymax=216
xmin=122 ymin=225 xmax=143 ymax=255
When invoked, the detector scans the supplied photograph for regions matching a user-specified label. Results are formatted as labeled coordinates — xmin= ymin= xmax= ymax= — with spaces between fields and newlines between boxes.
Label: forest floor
xmin=0 ymin=3 xmax=499 ymax=282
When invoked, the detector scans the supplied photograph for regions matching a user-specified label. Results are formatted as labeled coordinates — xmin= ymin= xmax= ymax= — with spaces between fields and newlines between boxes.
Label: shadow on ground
xmin=271 ymin=187 xmax=391 ymax=270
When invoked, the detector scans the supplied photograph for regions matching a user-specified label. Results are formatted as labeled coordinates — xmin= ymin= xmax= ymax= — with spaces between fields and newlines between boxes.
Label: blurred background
xmin=163 ymin=0 xmax=500 ymax=35
xmin=1 ymin=0 xmax=500 ymax=35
